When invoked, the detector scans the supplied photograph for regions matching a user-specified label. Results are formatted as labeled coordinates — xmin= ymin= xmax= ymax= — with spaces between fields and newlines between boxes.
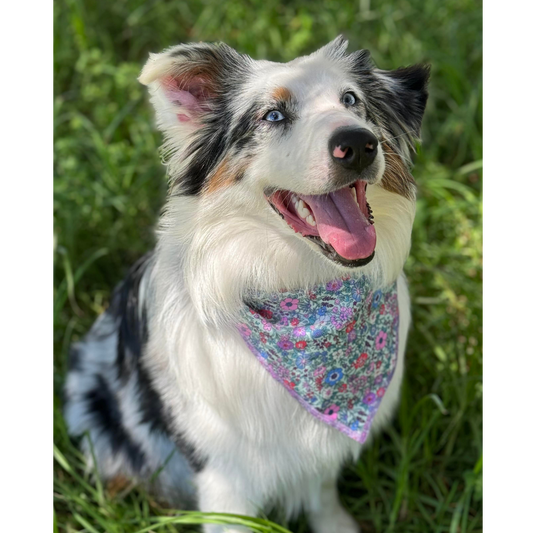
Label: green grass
xmin=54 ymin=0 xmax=482 ymax=531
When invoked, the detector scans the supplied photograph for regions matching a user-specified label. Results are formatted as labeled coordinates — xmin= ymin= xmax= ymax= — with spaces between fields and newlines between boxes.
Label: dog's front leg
xmin=306 ymin=475 xmax=360 ymax=533
xmin=196 ymin=466 xmax=257 ymax=533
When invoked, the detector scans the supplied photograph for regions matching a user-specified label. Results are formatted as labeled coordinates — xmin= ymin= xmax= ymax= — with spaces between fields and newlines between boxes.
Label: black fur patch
xmin=111 ymin=252 xmax=153 ymax=380
xmin=174 ymin=431 xmax=206 ymax=473
xmin=228 ymin=101 xmax=262 ymax=153
xmin=136 ymin=358 xmax=169 ymax=434
xmin=136 ymin=357 xmax=206 ymax=472
xmin=176 ymin=95 xmax=260 ymax=196
xmin=108 ymin=251 xmax=206 ymax=472
xmin=377 ymin=64 xmax=430 ymax=139
xmin=179 ymin=118 xmax=230 ymax=196
xmin=85 ymin=374 xmax=146 ymax=472
xmin=165 ymin=43 xmax=255 ymax=196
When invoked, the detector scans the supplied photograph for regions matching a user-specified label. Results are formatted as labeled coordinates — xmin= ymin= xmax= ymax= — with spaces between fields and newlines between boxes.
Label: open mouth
xmin=267 ymin=181 xmax=376 ymax=267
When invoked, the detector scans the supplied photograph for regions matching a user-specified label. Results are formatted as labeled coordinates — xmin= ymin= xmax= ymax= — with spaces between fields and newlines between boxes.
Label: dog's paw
xmin=308 ymin=506 xmax=361 ymax=533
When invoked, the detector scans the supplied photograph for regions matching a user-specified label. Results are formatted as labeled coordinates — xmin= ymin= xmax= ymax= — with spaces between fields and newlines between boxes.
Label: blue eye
xmin=264 ymin=110 xmax=286 ymax=122
xmin=342 ymin=92 xmax=357 ymax=107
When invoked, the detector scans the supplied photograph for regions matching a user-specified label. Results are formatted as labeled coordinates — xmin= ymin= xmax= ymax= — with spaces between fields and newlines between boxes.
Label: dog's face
xmin=140 ymin=37 xmax=428 ymax=321
xmin=229 ymin=52 xmax=388 ymax=268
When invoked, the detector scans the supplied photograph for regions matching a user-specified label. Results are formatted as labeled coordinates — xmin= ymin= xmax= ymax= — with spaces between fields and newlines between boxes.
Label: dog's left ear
xmin=376 ymin=64 xmax=431 ymax=139
xmin=139 ymin=42 xmax=246 ymax=130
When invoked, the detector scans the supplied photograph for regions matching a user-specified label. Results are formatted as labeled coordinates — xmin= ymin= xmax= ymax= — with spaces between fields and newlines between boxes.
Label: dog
xmin=64 ymin=36 xmax=429 ymax=533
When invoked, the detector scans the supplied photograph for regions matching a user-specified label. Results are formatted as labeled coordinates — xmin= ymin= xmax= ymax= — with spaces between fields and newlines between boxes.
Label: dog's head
xmin=140 ymin=37 xmax=429 ymax=322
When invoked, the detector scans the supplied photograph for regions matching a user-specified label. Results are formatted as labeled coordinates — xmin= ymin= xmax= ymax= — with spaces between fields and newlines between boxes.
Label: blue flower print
xmin=295 ymin=354 xmax=308 ymax=369
xmin=325 ymin=368 xmax=344 ymax=385
xmin=372 ymin=290 xmax=382 ymax=308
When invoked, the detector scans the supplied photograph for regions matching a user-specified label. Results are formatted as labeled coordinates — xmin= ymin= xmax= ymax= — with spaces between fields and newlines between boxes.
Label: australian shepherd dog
xmin=64 ymin=36 xmax=429 ymax=532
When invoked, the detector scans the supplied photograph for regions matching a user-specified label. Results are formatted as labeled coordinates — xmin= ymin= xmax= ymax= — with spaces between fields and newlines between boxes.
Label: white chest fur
xmin=146 ymin=272 xmax=411 ymax=516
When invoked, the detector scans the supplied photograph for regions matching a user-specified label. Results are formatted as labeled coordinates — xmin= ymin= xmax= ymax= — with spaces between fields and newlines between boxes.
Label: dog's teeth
xmin=306 ymin=214 xmax=316 ymax=226
xmin=292 ymin=195 xmax=299 ymax=205
xmin=297 ymin=200 xmax=311 ymax=219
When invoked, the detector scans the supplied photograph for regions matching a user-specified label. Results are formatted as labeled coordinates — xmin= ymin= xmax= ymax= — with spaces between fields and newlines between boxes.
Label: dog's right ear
xmin=139 ymin=42 xmax=245 ymax=130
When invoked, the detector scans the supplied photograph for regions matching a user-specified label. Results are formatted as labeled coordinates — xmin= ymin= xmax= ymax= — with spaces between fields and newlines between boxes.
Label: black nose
xmin=329 ymin=127 xmax=378 ymax=173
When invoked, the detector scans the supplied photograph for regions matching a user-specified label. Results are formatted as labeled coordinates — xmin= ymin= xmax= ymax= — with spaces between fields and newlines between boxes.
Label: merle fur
xmin=67 ymin=252 xmax=206 ymax=476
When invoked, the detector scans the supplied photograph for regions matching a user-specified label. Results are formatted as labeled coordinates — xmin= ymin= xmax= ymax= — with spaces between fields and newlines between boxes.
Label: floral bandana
xmin=236 ymin=276 xmax=399 ymax=443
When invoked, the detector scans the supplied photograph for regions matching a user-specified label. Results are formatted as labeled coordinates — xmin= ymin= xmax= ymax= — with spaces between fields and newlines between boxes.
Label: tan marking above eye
xmin=271 ymin=86 xmax=293 ymax=102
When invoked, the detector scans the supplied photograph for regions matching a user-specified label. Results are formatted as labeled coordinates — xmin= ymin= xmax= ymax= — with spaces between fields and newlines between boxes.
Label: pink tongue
xmin=300 ymin=187 xmax=376 ymax=260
